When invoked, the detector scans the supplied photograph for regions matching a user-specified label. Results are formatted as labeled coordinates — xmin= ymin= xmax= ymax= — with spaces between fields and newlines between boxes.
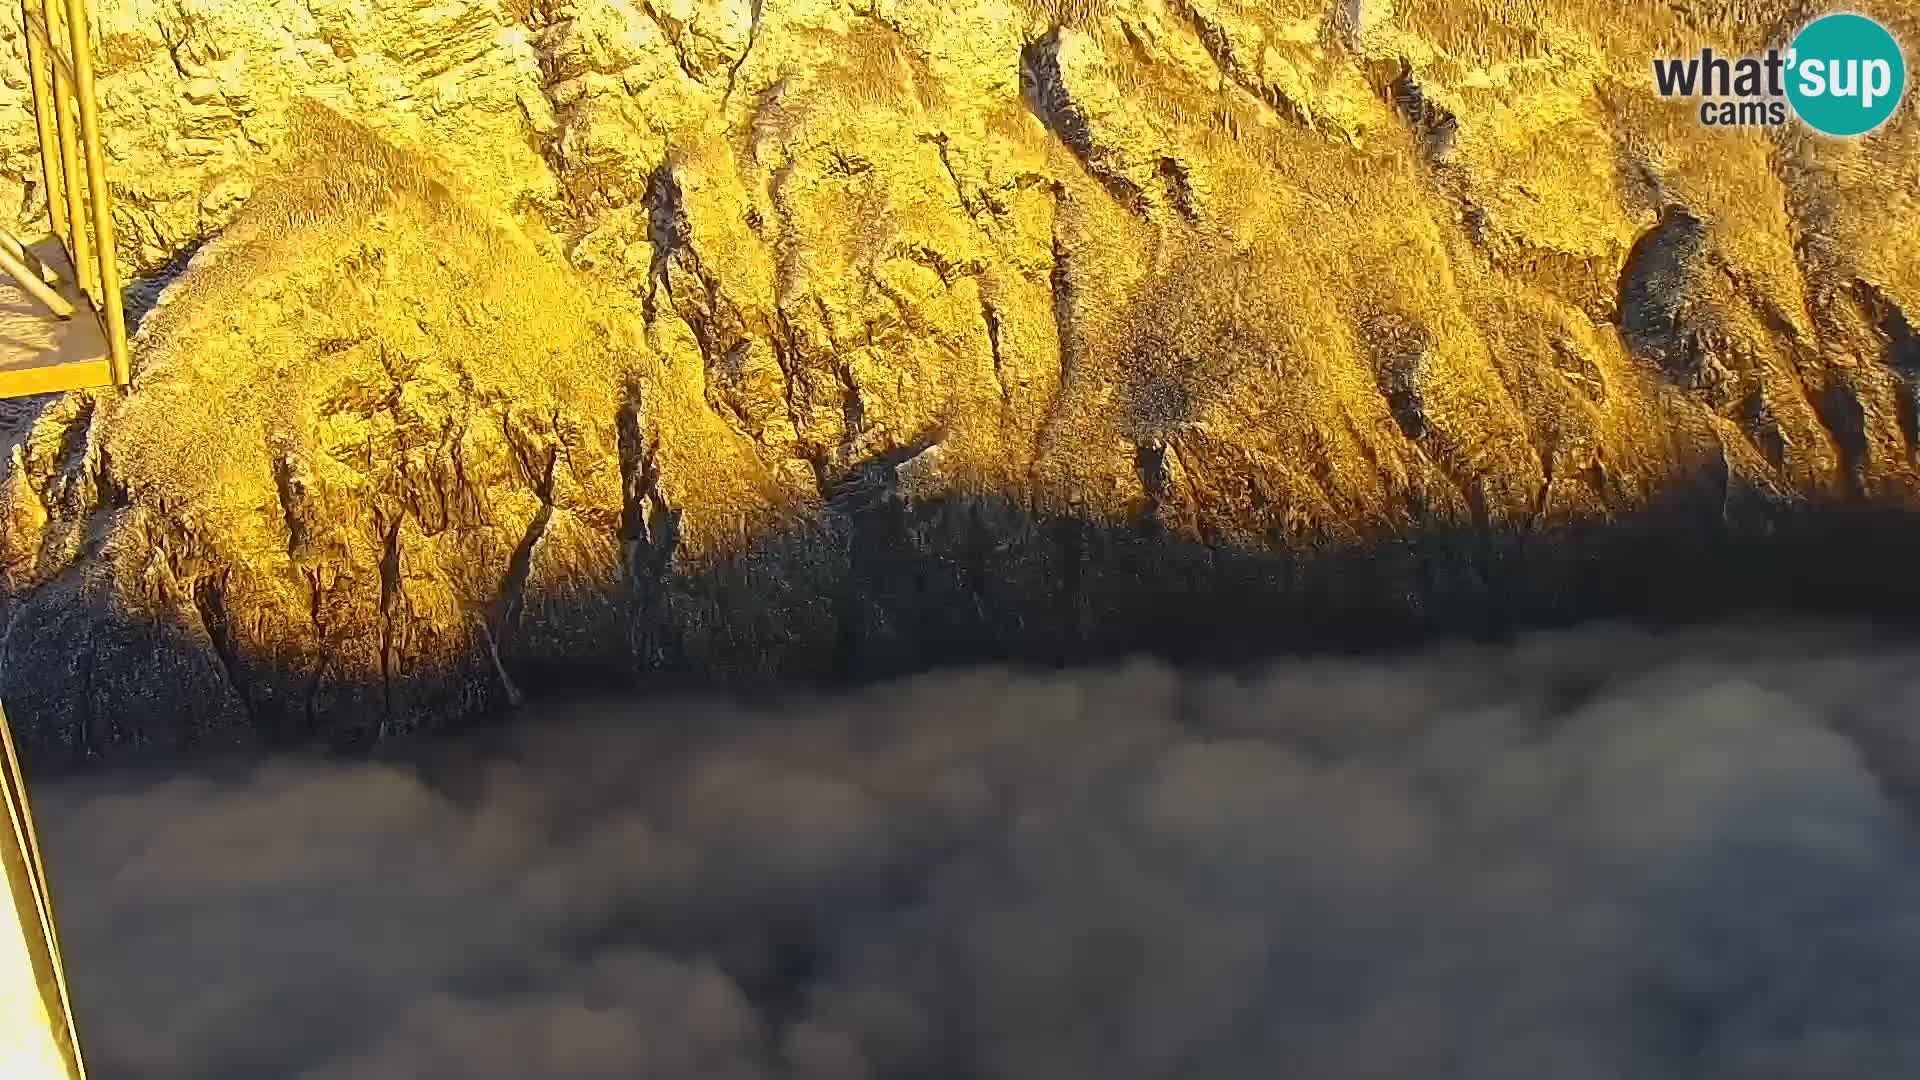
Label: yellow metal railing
xmin=4 ymin=0 xmax=127 ymax=388
xmin=0 ymin=702 xmax=85 ymax=1080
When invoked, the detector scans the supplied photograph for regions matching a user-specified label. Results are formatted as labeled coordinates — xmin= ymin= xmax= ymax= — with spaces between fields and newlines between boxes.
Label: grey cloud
xmin=35 ymin=619 xmax=1920 ymax=1079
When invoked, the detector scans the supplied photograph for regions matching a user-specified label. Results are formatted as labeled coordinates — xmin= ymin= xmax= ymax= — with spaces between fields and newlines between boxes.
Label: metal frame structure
xmin=0 ymin=0 xmax=128 ymax=399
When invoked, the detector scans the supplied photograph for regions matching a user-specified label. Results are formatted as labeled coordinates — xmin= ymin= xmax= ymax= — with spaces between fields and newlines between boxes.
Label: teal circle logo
xmin=1787 ymin=13 xmax=1907 ymax=136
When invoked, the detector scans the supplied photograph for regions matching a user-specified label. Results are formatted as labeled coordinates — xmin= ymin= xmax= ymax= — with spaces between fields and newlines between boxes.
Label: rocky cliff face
xmin=0 ymin=0 xmax=1916 ymax=755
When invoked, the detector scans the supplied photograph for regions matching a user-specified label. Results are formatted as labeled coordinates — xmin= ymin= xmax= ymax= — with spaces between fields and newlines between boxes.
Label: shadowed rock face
xmin=0 ymin=0 xmax=1918 ymax=755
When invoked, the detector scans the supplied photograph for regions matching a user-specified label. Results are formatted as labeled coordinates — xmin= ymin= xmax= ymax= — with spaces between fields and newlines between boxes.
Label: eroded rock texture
xmin=0 ymin=0 xmax=1917 ymax=754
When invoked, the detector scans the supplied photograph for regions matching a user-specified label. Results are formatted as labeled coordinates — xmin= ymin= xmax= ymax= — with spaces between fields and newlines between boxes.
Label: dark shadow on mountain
xmin=500 ymin=449 xmax=1920 ymax=710
xmin=10 ymin=441 xmax=1920 ymax=769
xmin=552 ymin=496 xmax=1920 ymax=692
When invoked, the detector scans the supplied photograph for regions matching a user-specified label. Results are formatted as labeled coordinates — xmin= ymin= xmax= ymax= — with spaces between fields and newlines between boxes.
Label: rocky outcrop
xmin=1 ymin=0 xmax=1918 ymax=755
xmin=0 ymin=0 xmax=560 ymax=270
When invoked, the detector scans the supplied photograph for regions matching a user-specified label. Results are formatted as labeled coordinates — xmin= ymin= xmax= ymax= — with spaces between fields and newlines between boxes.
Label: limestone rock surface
xmin=0 ymin=0 xmax=1917 ymax=754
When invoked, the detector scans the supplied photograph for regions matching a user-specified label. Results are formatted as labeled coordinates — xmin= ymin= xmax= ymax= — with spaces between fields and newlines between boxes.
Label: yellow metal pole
xmin=0 ymin=701 xmax=85 ymax=1080
xmin=0 ymin=236 xmax=76 ymax=319
xmin=44 ymin=2 xmax=93 ymax=306
xmin=0 ymin=231 xmax=60 ymax=290
xmin=63 ymin=0 xmax=127 ymax=386
xmin=19 ymin=1 xmax=69 ymax=250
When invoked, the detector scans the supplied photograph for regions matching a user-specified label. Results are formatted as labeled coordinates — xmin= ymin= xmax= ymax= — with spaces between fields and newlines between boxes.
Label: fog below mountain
xmin=37 ymin=619 xmax=1920 ymax=1080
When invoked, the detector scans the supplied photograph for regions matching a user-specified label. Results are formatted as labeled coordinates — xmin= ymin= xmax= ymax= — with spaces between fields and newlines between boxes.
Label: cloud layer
xmin=37 ymin=620 xmax=1920 ymax=1080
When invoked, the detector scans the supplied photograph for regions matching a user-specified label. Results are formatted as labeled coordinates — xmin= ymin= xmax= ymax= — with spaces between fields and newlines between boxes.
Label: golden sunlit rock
xmin=0 ymin=0 xmax=1915 ymax=751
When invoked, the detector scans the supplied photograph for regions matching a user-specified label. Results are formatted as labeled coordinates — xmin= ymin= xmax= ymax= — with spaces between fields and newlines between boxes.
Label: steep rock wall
xmin=0 ymin=0 xmax=1916 ymax=754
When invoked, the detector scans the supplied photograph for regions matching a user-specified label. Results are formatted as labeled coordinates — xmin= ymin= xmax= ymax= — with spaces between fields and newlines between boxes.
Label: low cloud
xmin=37 ymin=619 xmax=1920 ymax=1079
